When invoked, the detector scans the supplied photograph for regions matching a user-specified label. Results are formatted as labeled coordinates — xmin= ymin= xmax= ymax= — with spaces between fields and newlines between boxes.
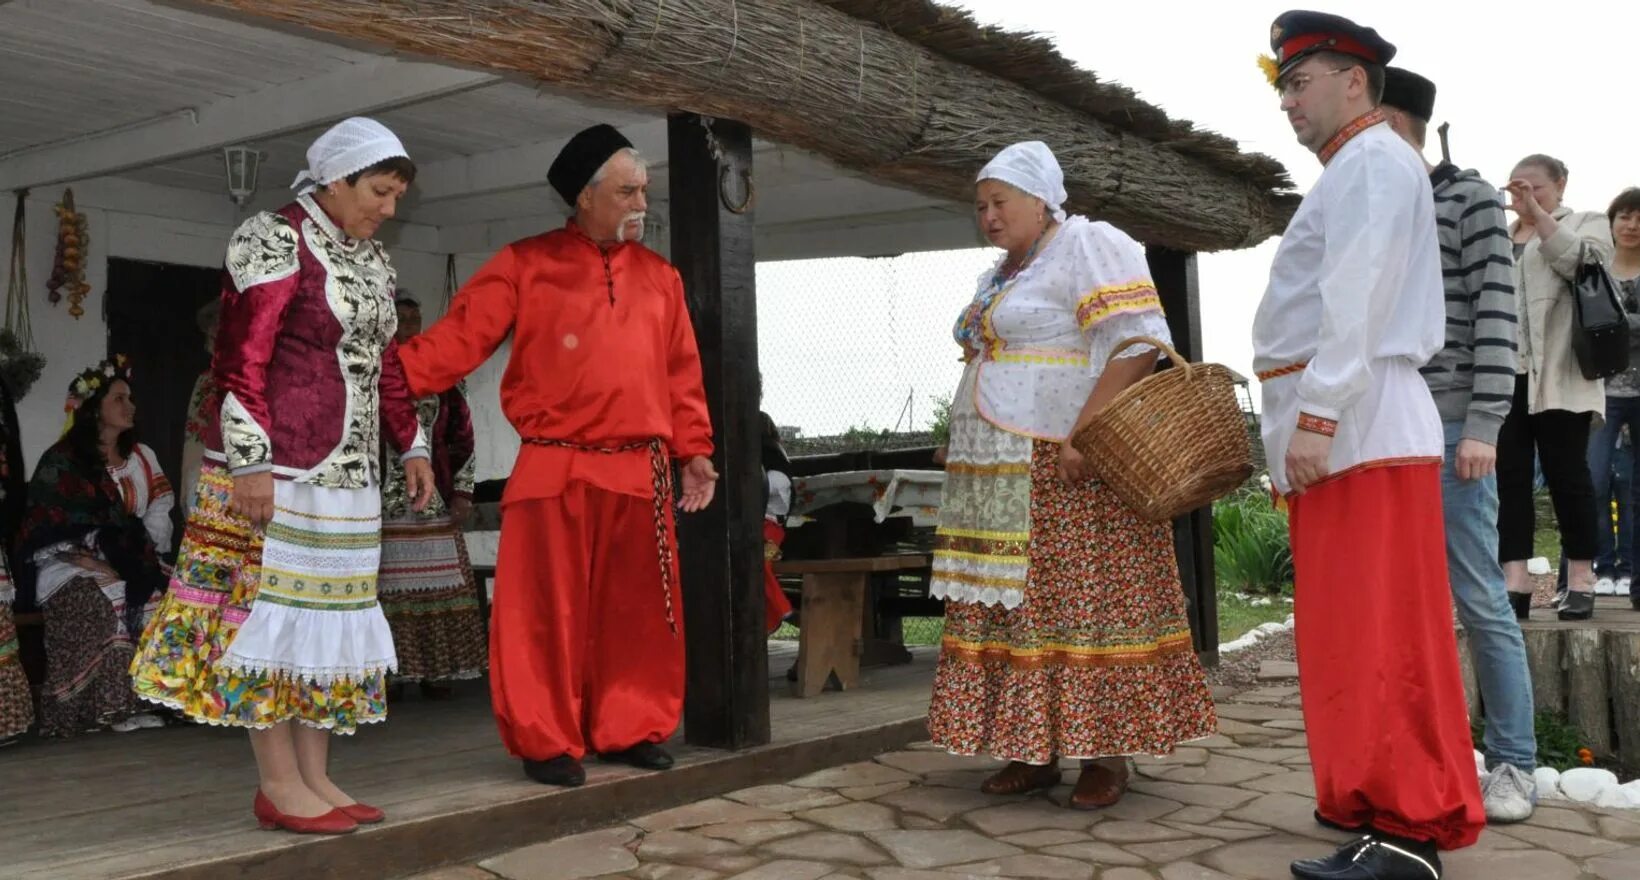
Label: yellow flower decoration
xmin=1258 ymin=54 xmax=1281 ymax=89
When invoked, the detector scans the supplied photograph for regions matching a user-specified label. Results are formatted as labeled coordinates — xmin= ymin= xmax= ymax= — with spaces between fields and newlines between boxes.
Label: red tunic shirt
xmin=399 ymin=222 xmax=713 ymax=503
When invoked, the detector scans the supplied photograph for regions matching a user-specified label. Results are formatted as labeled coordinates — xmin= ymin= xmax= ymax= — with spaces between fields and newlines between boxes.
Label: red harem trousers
xmin=490 ymin=482 xmax=685 ymax=761
xmin=1287 ymin=462 xmax=1484 ymax=851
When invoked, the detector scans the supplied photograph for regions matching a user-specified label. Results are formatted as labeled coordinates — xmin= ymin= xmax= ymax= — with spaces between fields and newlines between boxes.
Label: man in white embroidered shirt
xmin=1251 ymin=11 xmax=1484 ymax=880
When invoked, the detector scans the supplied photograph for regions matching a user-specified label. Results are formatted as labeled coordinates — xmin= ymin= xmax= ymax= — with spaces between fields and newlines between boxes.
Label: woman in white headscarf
xmin=925 ymin=142 xmax=1216 ymax=809
xmin=131 ymin=117 xmax=435 ymax=834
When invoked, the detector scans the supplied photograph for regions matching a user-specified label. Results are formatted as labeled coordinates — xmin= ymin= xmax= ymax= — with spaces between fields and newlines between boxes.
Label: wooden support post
xmin=1607 ymin=632 xmax=1640 ymax=773
xmin=1564 ymin=629 xmax=1612 ymax=757
xmin=1521 ymin=628 xmax=1566 ymax=716
xmin=669 ymin=112 xmax=770 ymax=749
xmin=1146 ymin=246 xmax=1219 ymax=662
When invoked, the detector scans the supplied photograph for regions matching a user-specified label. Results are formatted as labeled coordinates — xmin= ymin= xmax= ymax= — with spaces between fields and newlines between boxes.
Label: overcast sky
xmin=758 ymin=1 xmax=1640 ymax=435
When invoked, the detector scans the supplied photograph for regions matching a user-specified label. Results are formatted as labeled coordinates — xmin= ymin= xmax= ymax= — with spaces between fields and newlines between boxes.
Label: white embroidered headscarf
xmin=977 ymin=141 xmax=1068 ymax=222
xmin=290 ymin=117 xmax=410 ymax=195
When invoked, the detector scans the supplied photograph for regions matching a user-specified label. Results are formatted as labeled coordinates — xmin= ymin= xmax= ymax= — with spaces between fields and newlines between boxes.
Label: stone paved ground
xmin=420 ymin=683 xmax=1640 ymax=880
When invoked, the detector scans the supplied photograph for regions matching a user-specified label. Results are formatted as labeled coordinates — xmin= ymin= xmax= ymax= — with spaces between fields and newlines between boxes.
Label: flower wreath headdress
xmin=62 ymin=353 xmax=132 ymax=435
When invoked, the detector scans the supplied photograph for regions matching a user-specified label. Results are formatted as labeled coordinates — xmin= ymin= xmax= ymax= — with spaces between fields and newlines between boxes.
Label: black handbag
xmin=1571 ymin=241 xmax=1630 ymax=380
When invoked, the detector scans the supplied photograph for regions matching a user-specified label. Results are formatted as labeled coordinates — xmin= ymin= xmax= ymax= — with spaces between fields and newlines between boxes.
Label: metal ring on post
xmin=719 ymin=164 xmax=755 ymax=214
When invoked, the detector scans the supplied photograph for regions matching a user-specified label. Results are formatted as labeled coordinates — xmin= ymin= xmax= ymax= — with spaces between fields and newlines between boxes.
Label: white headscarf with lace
xmin=977 ymin=141 xmax=1068 ymax=222
xmin=290 ymin=117 xmax=410 ymax=195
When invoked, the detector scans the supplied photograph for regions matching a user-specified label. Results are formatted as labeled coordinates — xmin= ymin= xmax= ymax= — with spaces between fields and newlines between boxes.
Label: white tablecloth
xmin=789 ymin=469 xmax=945 ymax=524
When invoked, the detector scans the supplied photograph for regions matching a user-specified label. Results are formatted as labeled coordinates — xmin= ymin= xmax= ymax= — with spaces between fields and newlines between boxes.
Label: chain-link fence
xmin=756 ymin=249 xmax=996 ymax=452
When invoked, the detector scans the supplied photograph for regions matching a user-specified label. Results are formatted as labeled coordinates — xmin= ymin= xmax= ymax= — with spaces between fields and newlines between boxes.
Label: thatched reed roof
xmin=177 ymin=0 xmax=1300 ymax=252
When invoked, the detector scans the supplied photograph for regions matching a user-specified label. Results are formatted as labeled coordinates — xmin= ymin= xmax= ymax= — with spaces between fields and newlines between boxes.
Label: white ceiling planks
xmin=0 ymin=0 xmax=977 ymax=258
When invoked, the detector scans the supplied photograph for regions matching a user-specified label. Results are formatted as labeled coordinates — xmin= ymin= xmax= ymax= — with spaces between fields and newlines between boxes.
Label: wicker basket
xmin=1071 ymin=336 xmax=1253 ymax=522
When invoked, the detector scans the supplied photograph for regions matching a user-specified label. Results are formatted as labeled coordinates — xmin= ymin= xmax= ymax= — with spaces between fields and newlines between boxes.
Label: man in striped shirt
xmin=1382 ymin=66 xmax=1538 ymax=824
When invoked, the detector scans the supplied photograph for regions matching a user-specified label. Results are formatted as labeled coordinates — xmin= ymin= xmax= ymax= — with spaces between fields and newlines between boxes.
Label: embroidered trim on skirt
xmin=927 ymin=437 xmax=1218 ymax=765
xmin=378 ymin=517 xmax=488 ymax=682
xmin=40 ymin=577 xmax=139 ymax=737
xmin=131 ymin=464 xmax=396 ymax=734
xmin=0 ymin=603 xmax=34 ymax=740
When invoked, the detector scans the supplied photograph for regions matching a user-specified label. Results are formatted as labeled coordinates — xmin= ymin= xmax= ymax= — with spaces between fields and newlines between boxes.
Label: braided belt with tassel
xmin=524 ymin=437 xmax=678 ymax=634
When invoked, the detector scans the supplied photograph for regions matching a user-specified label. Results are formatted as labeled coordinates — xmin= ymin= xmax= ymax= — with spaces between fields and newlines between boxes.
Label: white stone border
xmin=1219 ymin=614 xmax=1294 ymax=655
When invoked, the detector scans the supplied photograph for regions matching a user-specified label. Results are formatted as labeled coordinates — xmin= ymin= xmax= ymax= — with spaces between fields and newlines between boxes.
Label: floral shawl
xmin=18 ymin=439 xmax=168 ymax=611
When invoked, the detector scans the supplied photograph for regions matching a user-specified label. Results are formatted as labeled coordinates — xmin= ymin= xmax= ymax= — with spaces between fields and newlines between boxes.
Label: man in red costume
xmin=398 ymin=124 xmax=717 ymax=786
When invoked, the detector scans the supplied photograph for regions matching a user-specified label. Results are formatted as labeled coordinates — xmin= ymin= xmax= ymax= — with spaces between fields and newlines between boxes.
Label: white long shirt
xmin=1252 ymin=122 xmax=1445 ymax=496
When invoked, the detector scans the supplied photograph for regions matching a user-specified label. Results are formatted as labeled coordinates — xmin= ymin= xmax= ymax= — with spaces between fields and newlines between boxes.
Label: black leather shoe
xmin=1507 ymin=591 xmax=1532 ymax=621
xmin=1291 ymin=836 xmax=1441 ymax=880
xmin=600 ymin=741 xmax=674 ymax=770
xmin=523 ymin=755 xmax=586 ymax=787
xmin=1558 ymin=590 xmax=1595 ymax=621
xmin=1290 ymin=835 xmax=1375 ymax=876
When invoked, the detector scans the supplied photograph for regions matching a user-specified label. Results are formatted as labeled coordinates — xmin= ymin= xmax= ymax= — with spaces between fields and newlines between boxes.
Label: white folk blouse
xmin=1252 ymin=123 xmax=1446 ymax=495
xmin=957 ymin=215 xmax=1172 ymax=440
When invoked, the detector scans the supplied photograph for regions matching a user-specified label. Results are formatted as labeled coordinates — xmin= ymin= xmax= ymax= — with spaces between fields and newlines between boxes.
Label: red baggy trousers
xmin=1288 ymin=463 xmax=1484 ymax=850
xmin=490 ymin=482 xmax=685 ymax=761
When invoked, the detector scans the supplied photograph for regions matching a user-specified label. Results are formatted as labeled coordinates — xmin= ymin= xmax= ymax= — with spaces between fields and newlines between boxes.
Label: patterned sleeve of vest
xmin=215 ymin=212 xmax=302 ymax=475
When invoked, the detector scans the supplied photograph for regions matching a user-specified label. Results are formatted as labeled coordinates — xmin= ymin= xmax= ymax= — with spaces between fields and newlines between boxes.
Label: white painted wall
xmin=0 ymin=190 xmax=111 ymax=476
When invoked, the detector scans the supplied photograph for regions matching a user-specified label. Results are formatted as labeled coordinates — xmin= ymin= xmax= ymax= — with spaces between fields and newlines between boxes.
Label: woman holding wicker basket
xmin=925 ymin=141 xmax=1217 ymax=810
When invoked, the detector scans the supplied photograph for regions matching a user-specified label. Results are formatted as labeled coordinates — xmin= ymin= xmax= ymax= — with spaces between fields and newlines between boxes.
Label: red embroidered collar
xmin=1318 ymin=108 xmax=1385 ymax=165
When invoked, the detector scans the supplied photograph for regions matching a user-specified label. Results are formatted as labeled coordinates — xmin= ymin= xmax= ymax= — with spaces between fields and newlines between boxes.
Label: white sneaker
xmin=1595 ymin=577 xmax=1617 ymax=596
xmin=1618 ymin=577 xmax=1632 ymax=597
xmin=110 ymin=718 xmax=142 ymax=733
xmin=130 ymin=713 xmax=165 ymax=729
xmin=1481 ymin=763 xmax=1537 ymax=824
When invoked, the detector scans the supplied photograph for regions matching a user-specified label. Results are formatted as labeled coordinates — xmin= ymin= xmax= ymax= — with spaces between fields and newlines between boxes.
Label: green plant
xmin=1213 ymin=487 xmax=1293 ymax=595
xmin=1472 ymin=710 xmax=1595 ymax=772
xmin=929 ymin=393 xmax=952 ymax=447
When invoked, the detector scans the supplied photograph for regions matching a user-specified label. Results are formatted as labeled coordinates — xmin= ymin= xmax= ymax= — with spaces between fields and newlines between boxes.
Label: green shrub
xmin=1213 ymin=486 xmax=1293 ymax=596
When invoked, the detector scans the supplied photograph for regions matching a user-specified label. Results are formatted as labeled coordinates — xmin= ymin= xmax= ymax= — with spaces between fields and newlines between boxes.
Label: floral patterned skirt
xmin=926 ymin=431 xmax=1217 ymax=765
xmin=378 ymin=517 xmax=488 ymax=682
xmin=131 ymin=464 xmax=394 ymax=734
xmin=0 ymin=603 xmax=35 ymax=740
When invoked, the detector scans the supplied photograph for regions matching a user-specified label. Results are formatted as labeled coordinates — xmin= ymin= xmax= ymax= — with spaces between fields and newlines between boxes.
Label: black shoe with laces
xmin=600 ymin=741 xmax=675 ymax=770
xmin=1507 ymin=591 xmax=1532 ymax=621
xmin=1291 ymin=834 xmax=1442 ymax=880
xmin=1558 ymin=590 xmax=1595 ymax=621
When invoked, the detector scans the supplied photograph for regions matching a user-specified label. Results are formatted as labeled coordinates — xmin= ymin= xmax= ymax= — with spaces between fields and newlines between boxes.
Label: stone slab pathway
xmin=429 ymin=685 xmax=1640 ymax=880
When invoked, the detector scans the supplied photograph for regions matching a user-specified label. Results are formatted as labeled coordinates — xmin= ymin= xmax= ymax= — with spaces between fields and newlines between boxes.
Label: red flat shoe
xmin=253 ymin=790 xmax=359 ymax=835
xmin=337 ymin=802 xmax=385 ymax=824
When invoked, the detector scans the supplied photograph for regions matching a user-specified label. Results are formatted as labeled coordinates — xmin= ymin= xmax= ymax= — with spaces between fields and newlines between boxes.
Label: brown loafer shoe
xmin=980 ymin=761 xmax=1063 ymax=795
xmin=1069 ymin=760 xmax=1130 ymax=810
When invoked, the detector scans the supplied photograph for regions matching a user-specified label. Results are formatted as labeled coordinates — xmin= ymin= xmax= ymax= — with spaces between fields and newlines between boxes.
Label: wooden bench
xmin=772 ymin=554 xmax=930 ymax=698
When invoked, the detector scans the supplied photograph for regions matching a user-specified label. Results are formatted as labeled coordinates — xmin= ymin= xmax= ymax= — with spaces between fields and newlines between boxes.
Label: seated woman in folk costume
xmin=18 ymin=356 xmax=173 ymax=736
xmin=926 ymin=141 xmax=1216 ymax=809
xmin=378 ymin=294 xmax=488 ymax=699
xmin=0 ymin=373 xmax=34 ymax=745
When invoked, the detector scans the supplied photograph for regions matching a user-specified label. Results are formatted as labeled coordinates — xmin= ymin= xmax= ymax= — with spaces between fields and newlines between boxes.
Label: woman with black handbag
xmin=1497 ymin=154 xmax=1614 ymax=621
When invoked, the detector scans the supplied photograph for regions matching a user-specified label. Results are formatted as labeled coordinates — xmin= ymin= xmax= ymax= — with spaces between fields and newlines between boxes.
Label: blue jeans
xmin=1588 ymin=396 xmax=1640 ymax=579
xmin=1442 ymin=420 xmax=1537 ymax=772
